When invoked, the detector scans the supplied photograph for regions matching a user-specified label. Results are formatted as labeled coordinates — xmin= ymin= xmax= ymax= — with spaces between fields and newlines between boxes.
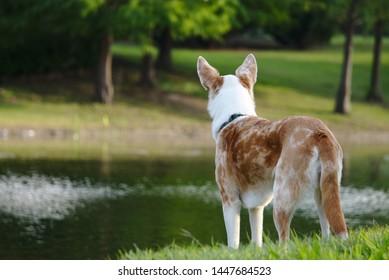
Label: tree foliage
xmin=0 ymin=0 xmax=103 ymax=74
xmin=238 ymin=0 xmax=343 ymax=49
xmin=1 ymin=0 xmax=387 ymax=107
xmin=120 ymin=0 xmax=238 ymax=43
xmin=119 ymin=0 xmax=238 ymax=72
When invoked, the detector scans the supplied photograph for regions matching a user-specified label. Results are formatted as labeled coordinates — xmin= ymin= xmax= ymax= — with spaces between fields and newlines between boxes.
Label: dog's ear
xmin=235 ymin=54 xmax=257 ymax=90
xmin=197 ymin=56 xmax=223 ymax=93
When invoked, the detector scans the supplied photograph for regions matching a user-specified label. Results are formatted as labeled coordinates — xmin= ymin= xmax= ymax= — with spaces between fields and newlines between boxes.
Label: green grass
xmin=112 ymin=35 xmax=389 ymax=133
xmin=117 ymin=226 xmax=389 ymax=260
xmin=0 ymin=86 xmax=206 ymax=131
xmin=113 ymin=35 xmax=389 ymax=101
xmin=1 ymin=35 xmax=388 ymax=136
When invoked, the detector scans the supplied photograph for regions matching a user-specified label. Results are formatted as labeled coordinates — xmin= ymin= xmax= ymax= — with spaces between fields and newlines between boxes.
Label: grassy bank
xmin=0 ymin=36 xmax=388 ymax=141
xmin=112 ymin=36 xmax=389 ymax=134
xmin=117 ymin=226 xmax=389 ymax=260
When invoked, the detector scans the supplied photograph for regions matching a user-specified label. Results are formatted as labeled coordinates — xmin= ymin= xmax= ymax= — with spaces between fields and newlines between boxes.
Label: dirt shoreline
xmin=0 ymin=125 xmax=388 ymax=146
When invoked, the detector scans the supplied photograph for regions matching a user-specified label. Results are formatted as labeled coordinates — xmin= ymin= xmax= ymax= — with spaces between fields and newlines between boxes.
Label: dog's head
xmin=197 ymin=54 xmax=257 ymax=99
xmin=197 ymin=54 xmax=258 ymax=140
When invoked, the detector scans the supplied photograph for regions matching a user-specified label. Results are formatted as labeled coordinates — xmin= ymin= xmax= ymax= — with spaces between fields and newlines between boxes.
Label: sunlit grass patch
xmin=117 ymin=226 xmax=389 ymax=260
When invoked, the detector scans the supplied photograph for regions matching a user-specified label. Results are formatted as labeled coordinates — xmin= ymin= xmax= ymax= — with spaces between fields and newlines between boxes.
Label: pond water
xmin=0 ymin=141 xmax=388 ymax=259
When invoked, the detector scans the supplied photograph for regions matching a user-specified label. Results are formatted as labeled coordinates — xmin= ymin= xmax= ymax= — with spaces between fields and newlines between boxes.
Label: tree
xmin=365 ymin=0 xmax=389 ymax=103
xmin=96 ymin=32 xmax=114 ymax=104
xmin=119 ymin=0 xmax=158 ymax=87
xmin=237 ymin=0 xmax=340 ymax=49
xmin=155 ymin=27 xmax=173 ymax=71
xmin=156 ymin=0 xmax=238 ymax=71
xmin=89 ymin=0 xmax=133 ymax=104
xmin=125 ymin=0 xmax=239 ymax=75
xmin=0 ymin=0 xmax=100 ymax=75
xmin=334 ymin=0 xmax=360 ymax=114
xmin=367 ymin=17 xmax=384 ymax=103
xmin=0 ymin=0 xmax=134 ymax=104
xmin=115 ymin=0 xmax=239 ymax=89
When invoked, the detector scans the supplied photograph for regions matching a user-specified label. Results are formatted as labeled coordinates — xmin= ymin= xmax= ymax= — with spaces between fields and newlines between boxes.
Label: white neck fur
xmin=208 ymin=75 xmax=257 ymax=140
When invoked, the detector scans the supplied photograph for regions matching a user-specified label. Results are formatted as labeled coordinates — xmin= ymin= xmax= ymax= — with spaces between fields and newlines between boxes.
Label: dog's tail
xmin=318 ymin=133 xmax=348 ymax=239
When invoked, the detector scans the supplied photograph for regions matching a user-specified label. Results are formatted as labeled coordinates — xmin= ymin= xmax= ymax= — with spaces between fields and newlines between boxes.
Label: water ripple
xmin=1 ymin=173 xmax=388 ymax=226
xmin=0 ymin=174 xmax=129 ymax=221
xmin=289 ymin=186 xmax=389 ymax=225
xmin=134 ymin=183 xmax=389 ymax=225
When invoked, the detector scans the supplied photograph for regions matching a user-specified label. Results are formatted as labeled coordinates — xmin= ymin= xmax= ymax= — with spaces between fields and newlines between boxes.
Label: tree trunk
xmin=139 ymin=52 xmax=156 ymax=88
xmin=334 ymin=0 xmax=358 ymax=114
xmin=96 ymin=33 xmax=114 ymax=104
xmin=155 ymin=27 xmax=173 ymax=71
xmin=366 ymin=18 xmax=384 ymax=103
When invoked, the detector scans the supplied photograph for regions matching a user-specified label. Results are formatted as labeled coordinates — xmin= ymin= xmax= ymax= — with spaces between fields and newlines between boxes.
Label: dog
xmin=197 ymin=54 xmax=348 ymax=248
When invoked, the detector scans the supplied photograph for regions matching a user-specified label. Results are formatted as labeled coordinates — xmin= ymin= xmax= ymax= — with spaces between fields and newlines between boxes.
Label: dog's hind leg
xmin=273 ymin=207 xmax=293 ymax=242
xmin=272 ymin=171 xmax=299 ymax=242
xmin=314 ymin=187 xmax=330 ymax=238
xmin=223 ymin=200 xmax=241 ymax=248
xmin=249 ymin=206 xmax=264 ymax=246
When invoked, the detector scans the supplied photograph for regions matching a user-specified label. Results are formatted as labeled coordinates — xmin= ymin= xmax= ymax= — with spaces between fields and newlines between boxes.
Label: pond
xmin=0 ymin=140 xmax=388 ymax=259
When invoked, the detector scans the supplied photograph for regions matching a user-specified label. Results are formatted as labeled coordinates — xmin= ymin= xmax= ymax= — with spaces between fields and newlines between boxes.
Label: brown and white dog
xmin=197 ymin=54 xmax=348 ymax=248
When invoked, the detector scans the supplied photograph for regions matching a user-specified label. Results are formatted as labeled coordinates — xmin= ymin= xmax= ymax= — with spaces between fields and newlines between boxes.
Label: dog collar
xmin=219 ymin=114 xmax=246 ymax=133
